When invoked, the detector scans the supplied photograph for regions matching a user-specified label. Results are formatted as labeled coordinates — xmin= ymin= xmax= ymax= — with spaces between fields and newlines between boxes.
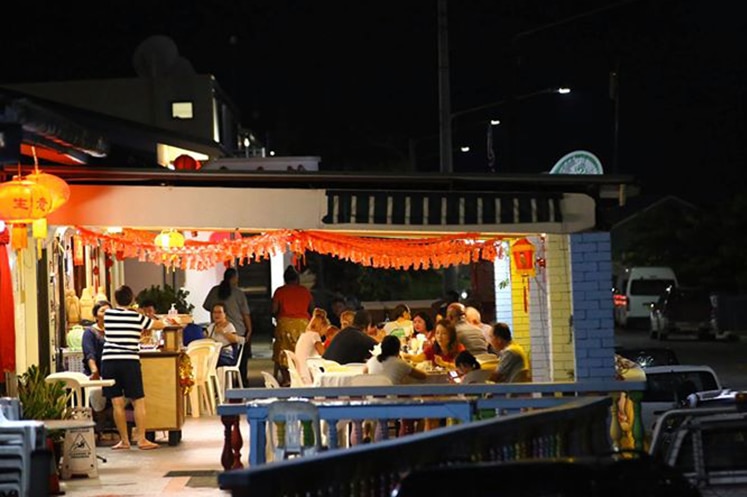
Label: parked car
xmin=640 ymin=365 xmax=722 ymax=436
xmin=615 ymin=346 xmax=679 ymax=368
xmin=649 ymin=396 xmax=747 ymax=496
xmin=649 ymin=286 xmax=717 ymax=341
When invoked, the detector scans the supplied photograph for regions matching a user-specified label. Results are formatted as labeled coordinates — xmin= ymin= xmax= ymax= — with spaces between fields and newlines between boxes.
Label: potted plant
xmin=17 ymin=365 xmax=71 ymax=464
xmin=136 ymin=284 xmax=195 ymax=314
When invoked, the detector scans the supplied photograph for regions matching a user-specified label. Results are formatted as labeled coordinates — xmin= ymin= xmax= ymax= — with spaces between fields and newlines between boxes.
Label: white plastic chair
xmin=283 ymin=350 xmax=309 ymax=387
xmin=205 ymin=341 xmax=224 ymax=405
xmin=261 ymin=371 xmax=282 ymax=389
xmin=305 ymin=357 xmax=327 ymax=383
xmin=267 ymin=400 xmax=322 ymax=461
xmin=45 ymin=371 xmax=88 ymax=408
xmin=217 ymin=342 xmax=245 ymax=397
xmin=185 ymin=343 xmax=217 ymax=417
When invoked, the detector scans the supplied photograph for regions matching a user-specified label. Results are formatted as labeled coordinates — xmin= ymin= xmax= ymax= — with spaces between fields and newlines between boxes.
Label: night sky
xmin=2 ymin=1 xmax=746 ymax=205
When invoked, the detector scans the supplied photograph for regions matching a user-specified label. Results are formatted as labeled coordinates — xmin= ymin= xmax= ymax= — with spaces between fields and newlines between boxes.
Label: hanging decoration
xmin=511 ymin=237 xmax=536 ymax=313
xmin=154 ymin=229 xmax=185 ymax=248
xmin=0 ymin=148 xmax=71 ymax=258
xmin=0 ymin=177 xmax=53 ymax=223
xmin=73 ymin=235 xmax=84 ymax=265
xmin=0 ymin=227 xmax=16 ymax=376
xmin=74 ymin=227 xmax=506 ymax=271
xmin=10 ymin=223 xmax=28 ymax=251
xmin=25 ymin=171 xmax=71 ymax=212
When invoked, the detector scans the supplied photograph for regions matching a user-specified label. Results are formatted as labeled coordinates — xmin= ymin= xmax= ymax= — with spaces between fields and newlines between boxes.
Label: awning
xmin=322 ymin=190 xmax=563 ymax=226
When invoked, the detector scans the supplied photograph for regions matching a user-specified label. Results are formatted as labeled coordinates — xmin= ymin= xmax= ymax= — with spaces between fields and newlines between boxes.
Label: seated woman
xmin=364 ymin=335 xmax=427 ymax=384
xmin=295 ymin=308 xmax=329 ymax=384
xmin=403 ymin=319 xmax=464 ymax=370
xmin=454 ymin=350 xmax=492 ymax=384
xmin=412 ymin=310 xmax=436 ymax=343
xmin=207 ymin=303 xmax=244 ymax=367
xmin=383 ymin=304 xmax=414 ymax=342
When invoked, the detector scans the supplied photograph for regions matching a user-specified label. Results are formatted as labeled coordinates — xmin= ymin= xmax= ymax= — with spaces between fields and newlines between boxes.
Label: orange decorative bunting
xmin=74 ymin=227 xmax=506 ymax=271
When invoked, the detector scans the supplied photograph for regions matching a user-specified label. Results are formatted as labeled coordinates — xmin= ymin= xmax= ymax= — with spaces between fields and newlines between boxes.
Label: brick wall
xmin=569 ymin=232 xmax=615 ymax=380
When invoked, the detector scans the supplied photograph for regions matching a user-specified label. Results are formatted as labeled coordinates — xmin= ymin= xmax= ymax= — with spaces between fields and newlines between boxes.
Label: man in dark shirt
xmin=322 ymin=309 xmax=378 ymax=364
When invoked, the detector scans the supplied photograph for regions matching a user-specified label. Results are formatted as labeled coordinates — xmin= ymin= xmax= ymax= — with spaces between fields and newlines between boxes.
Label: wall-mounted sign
xmin=549 ymin=150 xmax=603 ymax=175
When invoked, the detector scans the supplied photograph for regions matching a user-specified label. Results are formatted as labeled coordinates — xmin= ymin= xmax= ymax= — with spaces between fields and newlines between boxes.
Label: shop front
xmin=5 ymin=175 xmax=624 ymax=389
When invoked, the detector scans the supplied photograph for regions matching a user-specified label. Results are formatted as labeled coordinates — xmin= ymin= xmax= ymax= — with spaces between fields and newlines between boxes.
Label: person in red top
xmin=271 ymin=265 xmax=314 ymax=385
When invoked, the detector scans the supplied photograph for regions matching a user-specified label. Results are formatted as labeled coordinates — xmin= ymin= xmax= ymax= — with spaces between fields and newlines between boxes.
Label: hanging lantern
xmin=511 ymin=237 xmax=536 ymax=313
xmin=511 ymin=238 xmax=536 ymax=277
xmin=10 ymin=223 xmax=28 ymax=250
xmin=0 ymin=177 xmax=53 ymax=222
xmin=32 ymin=218 xmax=48 ymax=239
xmin=26 ymin=171 xmax=70 ymax=212
xmin=154 ymin=229 xmax=185 ymax=248
xmin=173 ymin=154 xmax=201 ymax=171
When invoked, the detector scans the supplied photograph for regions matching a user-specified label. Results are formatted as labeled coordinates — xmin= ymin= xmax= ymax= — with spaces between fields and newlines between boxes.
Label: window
xmin=171 ymin=101 xmax=194 ymax=119
xmin=629 ymin=279 xmax=676 ymax=296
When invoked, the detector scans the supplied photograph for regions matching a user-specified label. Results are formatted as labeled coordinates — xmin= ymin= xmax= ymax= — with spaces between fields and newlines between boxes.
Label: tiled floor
xmin=61 ymin=415 xmax=246 ymax=496
xmin=60 ymin=339 xmax=275 ymax=496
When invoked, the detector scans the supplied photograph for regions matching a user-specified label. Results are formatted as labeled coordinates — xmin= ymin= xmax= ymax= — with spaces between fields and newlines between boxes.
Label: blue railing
xmin=218 ymin=396 xmax=613 ymax=497
xmin=217 ymin=379 xmax=646 ymax=470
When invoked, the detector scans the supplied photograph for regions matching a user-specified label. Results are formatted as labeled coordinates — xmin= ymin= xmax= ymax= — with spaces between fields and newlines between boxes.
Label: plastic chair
xmin=305 ymin=357 xmax=327 ymax=383
xmin=45 ymin=371 xmax=88 ymax=408
xmin=267 ymin=400 xmax=322 ymax=461
xmin=283 ymin=350 xmax=309 ymax=387
xmin=185 ymin=343 xmax=217 ymax=417
xmin=261 ymin=371 xmax=282 ymax=389
xmin=205 ymin=342 xmax=224 ymax=405
xmin=217 ymin=342 xmax=245 ymax=397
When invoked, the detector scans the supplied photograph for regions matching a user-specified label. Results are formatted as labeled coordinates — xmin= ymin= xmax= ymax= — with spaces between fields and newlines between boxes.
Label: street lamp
xmin=450 ymin=87 xmax=572 ymax=171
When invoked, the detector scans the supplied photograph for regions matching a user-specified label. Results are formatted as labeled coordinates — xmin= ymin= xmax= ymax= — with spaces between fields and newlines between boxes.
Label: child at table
xmin=295 ymin=308 xmax=328 ymax=384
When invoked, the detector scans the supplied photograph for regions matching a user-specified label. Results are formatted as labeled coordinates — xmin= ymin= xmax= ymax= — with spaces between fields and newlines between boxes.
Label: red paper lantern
xmin=26 ymin=171 xmax=70 ymax=212
xmin=511 ymin=237 xmax=536 ymax=313
xmin=0 ymin=177 xmax=53 ymax=222
xmin=511 ymin=237 xmax=536 ymax=277
xmin=208 ymin=231 xmax=232 ymax=243
xmin=173 ymin=154 xmax=201 ymax=171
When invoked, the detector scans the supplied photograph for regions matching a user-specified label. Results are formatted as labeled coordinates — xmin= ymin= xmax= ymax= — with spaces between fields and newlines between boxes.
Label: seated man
xmin=82 ymin=300 xmax=114 ymax=434
xmin=323 ymin=309 xmax=378 ymax=364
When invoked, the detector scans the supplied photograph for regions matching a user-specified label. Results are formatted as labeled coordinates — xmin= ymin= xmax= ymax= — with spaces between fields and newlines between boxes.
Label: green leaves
xmin=136 ymin=284 xmax=195 ymax=314
xmin=17 ymin=365 xmax=71 ymax=421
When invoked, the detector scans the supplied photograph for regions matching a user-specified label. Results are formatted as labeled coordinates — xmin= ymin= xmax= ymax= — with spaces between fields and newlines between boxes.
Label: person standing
xmin=102 ymin=285 xmax=170 ymax=450
xmin=203 ymin=267 xmax=253 ymax=381
xmin=271 ymin=265 xmax=314 ymax=385
xmin=487 ymin=322 xmax=530 ymax=383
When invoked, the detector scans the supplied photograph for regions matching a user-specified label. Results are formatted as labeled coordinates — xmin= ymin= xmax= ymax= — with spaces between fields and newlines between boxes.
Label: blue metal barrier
xmin=218 ymin=397 xmax=612 ymax=497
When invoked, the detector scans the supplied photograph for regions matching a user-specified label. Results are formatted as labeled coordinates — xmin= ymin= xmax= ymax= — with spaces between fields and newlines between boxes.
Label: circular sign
xmin=549 ymin=150 xmax=604 ymax=175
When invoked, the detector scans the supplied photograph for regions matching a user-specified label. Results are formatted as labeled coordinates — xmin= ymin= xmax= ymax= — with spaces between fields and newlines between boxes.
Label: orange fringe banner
xmin=75 ymin=227 xmax=506 ymax=271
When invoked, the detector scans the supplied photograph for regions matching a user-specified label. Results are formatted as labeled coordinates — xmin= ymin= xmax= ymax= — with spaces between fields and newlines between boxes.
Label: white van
xmin=614 ymin=266 xmax=678 ymax=328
